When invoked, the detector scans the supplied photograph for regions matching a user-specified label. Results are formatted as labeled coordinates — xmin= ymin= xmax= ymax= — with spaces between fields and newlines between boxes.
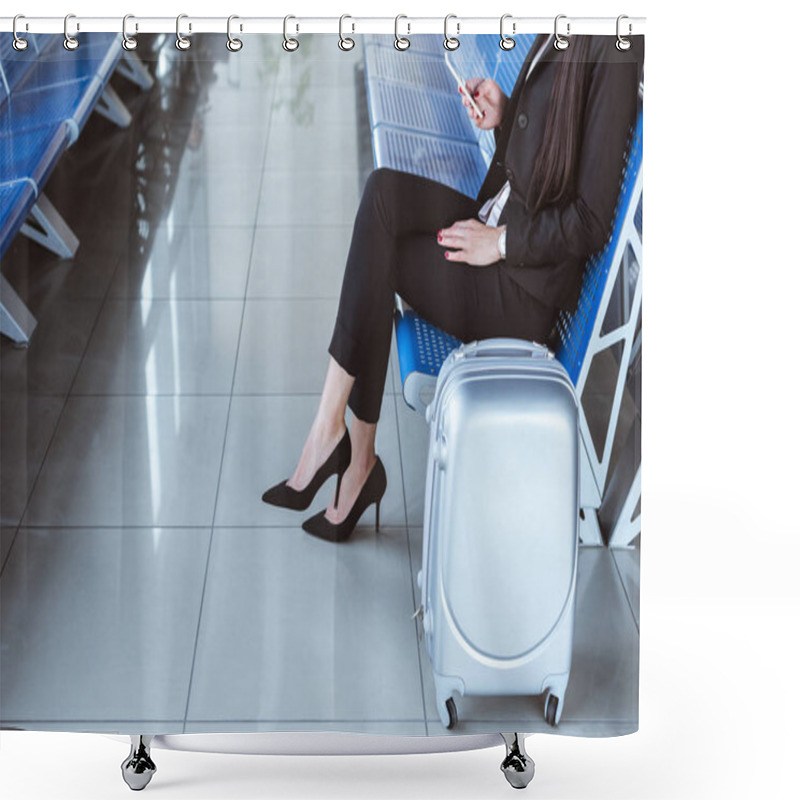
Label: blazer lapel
xmin=478 ymin=34 xmax=550 ymax=202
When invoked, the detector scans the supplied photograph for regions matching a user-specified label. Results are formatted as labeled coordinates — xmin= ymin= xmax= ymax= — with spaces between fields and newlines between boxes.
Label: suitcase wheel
xmin=545 ymin=694 xmax=559 ymax=727
xmin=445 ymin=697 xmax=458 ymax=730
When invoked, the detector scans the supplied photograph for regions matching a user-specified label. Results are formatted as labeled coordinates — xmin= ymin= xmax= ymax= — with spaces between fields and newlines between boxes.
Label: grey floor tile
xmin=247 ymin=226 xmax=350 ymax=299
xmin=234 ymin=298 xmax=335 ymax=395
xmin=1 ymin=239 xmax=120 ymax=306
xmin=256 ymin=169 xmax=360 ymax=226
xmin=72 ymin=299 xmax=244 ymax=395
xmin=0 ymin=395 xmax=65 ymax=528
xmin=562 ymin=547 xmax=639 ymax=726
xmin=395 ymin=395 xmax=431 ymax=527
xmin=186 ymin=527 xmax=423 ymax=724
xmin=1 ymin=527 xmax=18 ymax=572
xmin=0 ymin=298 xmax=102 ymax=396
xmin=409 ymin=535 xmax=639 ymax=735
xmin=109 ymin=226 xmax=253 ymax=299
xmin=214 ymin=394 xmax=405 ymax=528
xmin=612 ymin=546 xmax=640 ymax=630
xmin=169 ymin=166 xmax=264 ymax=228
xmin=24 ymin=396 xmax=229 ymax=527
xmin=234 ymin=298 xmax=392 ymax=397
xmin=0 ymin=527 xmax=210 ymax=724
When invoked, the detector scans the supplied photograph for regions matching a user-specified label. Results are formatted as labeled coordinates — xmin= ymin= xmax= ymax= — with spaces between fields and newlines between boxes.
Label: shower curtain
xmin=0 ymin=26 xmax=643 ymax=744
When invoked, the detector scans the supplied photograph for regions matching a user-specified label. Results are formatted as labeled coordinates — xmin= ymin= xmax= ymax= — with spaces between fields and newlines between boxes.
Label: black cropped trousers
xmin=328 ymin=168 xmax=558 ymax=424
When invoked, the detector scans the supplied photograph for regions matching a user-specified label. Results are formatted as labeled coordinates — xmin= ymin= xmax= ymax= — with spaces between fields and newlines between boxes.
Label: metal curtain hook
xmin=227 ymin=15 xmax=243 ymax=52
xmin=616 ymin=14 xmax=632 ymax=51
xmin=339 ymin=14 xmax=355 ymax=51
xmin=12 ymin=14 xmax=29 ymax=51
xmin=554 ymin=14 xmax=570 ymax=50
xmin=176 ymin=13 xmax=191 ymax=50
xmin=444 ymin=13 xmax=460 ymax=51
xmin=394 ymin=14 xmax=410 ymax=51
xmin=63 ymin=13 xmax=79 ymax=51
xmin=499 ymin=14 xmax=516 ymax=51
xmin=283 ymin=15 xmax=299 ymax=51
xmin=122 ymin=14 xmax=138 ymax=51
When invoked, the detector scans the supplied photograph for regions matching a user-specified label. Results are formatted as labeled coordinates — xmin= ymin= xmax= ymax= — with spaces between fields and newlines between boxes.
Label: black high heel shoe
xmin=261 ymin=428 xmax=351 ymax=511
xmin=301 ymin=457 xmax=387 ymax=543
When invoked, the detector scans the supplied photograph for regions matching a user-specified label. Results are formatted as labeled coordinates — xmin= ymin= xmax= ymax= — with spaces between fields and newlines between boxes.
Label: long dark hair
xmin=527 ymin=36 xmax=592 ymax=216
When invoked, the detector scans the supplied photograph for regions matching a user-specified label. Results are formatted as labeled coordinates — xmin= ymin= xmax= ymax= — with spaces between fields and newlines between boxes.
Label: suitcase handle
xmin=457 ymin=338 xmax=553 ymax=360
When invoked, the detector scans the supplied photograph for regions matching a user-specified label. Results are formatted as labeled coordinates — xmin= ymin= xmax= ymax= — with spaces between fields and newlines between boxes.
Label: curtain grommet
xmin=499 ymin=14 xmax=516 ymax=51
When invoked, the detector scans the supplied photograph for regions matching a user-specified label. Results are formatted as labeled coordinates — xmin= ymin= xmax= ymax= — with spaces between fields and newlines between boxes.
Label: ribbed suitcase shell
xmin=419 ymin=339 xmax=580 ymax=728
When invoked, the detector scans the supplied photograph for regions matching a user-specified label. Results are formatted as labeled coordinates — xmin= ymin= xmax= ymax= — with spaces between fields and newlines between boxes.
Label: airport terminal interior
xmin=0 ymin=34 xmax=640 ymax=736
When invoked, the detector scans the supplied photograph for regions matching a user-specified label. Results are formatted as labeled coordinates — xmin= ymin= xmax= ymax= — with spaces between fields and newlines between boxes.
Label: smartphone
xmin=444 ymin=52 xmax=484 ymax=120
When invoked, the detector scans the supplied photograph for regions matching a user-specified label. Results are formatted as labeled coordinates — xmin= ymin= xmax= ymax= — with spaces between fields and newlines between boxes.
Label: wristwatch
xmin=497 ymin=227 xmax=507 ymax=260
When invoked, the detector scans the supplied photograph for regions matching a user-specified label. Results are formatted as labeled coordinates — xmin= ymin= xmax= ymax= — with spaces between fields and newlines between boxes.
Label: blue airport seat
xmin=0 ymin=123 xmax=71 ymax=188
xmin=554 ymin=112 xmax=643 ymax=384
xmin=367 ymin=80 xmax=479 ymax=143
xmin=15 ymin=34 xmax=119 ymax=92
xmin=364 ymin=43 xmax=453 ymax=93
xmin=2 ymin=80 xmax=97 ymax=143
xmin=4 ymin=34 xmax=122 ymax=145
xmin=372 ymin=127 xmax=487 ymax=198
xmin=0 ymin=179 xmax=37 ymax=256
xmin=0 ymin=37 xmax=39 ymax=97
xmin=0 ymin=32 xmax=138 ymax=345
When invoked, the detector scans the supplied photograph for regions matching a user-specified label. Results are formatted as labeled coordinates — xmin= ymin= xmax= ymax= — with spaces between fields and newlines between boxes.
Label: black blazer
xmin=479 ymin=35 xmax=644 ymax=313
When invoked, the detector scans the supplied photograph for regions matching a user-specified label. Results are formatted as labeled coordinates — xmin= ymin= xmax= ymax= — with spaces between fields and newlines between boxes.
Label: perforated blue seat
xmin=16 ymin=33 xmax=119 ymax=92
xmin=4 ymin=79 xmax=101 ymax=144
xmin=554 ymin=112 xmax=643 ymax=384
xmin=0 ymin=179 xmax=36 ymax=256
xmin=0 ymin=123 xmax=71 ymax=187
xmin=372 ymin=127 xmax=486 ymax=198
xmin=367 ymin=80 xmax=478 ymax=142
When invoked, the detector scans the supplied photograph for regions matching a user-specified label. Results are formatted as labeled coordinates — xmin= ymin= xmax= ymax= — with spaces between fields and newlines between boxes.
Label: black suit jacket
xmin=479 ymin=35 xmax=644 ymax=313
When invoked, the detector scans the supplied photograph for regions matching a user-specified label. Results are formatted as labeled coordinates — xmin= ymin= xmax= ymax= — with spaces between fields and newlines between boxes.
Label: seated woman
xmin=262 ymin=33 xmax=643 ymax=542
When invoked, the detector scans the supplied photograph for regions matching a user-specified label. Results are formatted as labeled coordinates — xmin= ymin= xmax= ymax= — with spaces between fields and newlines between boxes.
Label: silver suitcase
xmin=418 ymin=339 xmax=580 ymax=729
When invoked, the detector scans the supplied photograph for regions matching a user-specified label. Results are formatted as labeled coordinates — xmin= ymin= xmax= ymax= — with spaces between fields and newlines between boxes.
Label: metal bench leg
xmin=608 ymin=464 xmax=641 ymax=548
xmin=0 ymin=273 xmax=37 ymax=346
xmin=95 ymin=84 xmax=133 ymax=130
xmin=117 ymin=49 xmax=155 ymax=91
xmin=121 ymin=735 xmax=157 ymax=791
xmin=500 ymin=733 xmax=535 ymax=789
xmin=21 ymin=193 xmax=79 ymax=259
xmin=579 ymin=507 xmax=604 ymax=546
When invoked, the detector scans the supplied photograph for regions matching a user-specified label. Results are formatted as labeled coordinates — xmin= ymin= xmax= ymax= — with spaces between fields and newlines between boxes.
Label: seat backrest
xmin=0 ymin=36 xmax=40 ymax=102
xmin=554 ymin=108 xmax=643 ymax=384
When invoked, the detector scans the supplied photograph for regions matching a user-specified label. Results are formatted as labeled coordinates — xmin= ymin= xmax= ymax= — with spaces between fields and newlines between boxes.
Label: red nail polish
xmin=444 ymin=252 xmax=450 ymax=259
xmin=475 ymin=91 xmax=480 ymax=97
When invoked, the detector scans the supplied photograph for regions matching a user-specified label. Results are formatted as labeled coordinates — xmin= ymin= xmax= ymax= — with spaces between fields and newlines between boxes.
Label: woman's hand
xmin=438 ymin=221 xmax=505 ymax=266
xmin=461 ymin=78 xmax=507 ymax=130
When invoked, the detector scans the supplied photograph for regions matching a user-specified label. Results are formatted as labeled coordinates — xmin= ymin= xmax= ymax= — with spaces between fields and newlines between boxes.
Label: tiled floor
xmin=0 ymin=34 xmax=639 ymax=737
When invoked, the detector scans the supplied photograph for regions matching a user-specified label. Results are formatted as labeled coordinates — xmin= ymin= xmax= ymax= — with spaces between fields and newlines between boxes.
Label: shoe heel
xmin=334 ymin=471 xmax=343 ymax=509
xmin=375 ymin=500 xmax=381 ymax=532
